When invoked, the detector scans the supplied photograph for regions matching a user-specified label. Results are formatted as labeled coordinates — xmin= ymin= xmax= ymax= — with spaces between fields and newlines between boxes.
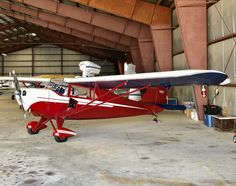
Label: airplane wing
xmin=64 ymin=70 xmax=230 ymax=89
xmin=0 ymin=76 xmax=51 ymax=83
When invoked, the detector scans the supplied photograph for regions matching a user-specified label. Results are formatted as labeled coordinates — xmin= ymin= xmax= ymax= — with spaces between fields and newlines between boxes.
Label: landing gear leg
xmin=153 ymin=113 xmax=160 ymax=123
xmin=50 ymin=117 xmax=76 ymax=143
xmin=26 ymin=117 xmax=48 ymax=135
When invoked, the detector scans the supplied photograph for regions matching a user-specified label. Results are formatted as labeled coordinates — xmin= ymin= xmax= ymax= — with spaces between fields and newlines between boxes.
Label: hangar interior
xmin=0 ymin=0 xmax=236 ymax=185
xmin=0 ymin=0 xmax=235 ymax=118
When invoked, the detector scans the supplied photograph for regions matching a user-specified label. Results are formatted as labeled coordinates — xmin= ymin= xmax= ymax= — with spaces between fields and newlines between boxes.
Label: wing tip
xmin=220 ymin=78 xmax=230 ymax=85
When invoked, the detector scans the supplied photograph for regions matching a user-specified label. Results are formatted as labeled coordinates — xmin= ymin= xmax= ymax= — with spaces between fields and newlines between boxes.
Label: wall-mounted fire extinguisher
xmin=201 ymin=85 xmax=207 ymax=98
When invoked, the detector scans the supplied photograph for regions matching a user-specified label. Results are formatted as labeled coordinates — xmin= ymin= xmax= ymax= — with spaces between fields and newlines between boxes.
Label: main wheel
xmin=233 ymin=135 xmax=236 ymax=143
xmin=27 ymin=127 xmax=39 ymax=135
xmin=54 ymin=135 xmax=68 ymax=143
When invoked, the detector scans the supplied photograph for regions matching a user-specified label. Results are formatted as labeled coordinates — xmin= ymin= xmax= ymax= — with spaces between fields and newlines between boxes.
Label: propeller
xmin=10 ymin=70 xmax=26 ymax=118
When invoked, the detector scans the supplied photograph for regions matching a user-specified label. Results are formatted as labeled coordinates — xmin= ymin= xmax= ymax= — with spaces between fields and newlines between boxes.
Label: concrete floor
xmin=0 ymin=96 xmax=236 ymax=186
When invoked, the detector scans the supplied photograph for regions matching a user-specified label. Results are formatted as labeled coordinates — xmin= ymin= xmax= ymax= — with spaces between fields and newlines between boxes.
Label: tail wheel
xmin=233 ymin=135 xmax=236 ymax=143
xmin=27 ymin=127 xmax=39 ymax=135
xmin=54 ymin=135 xmax=68 ymax=143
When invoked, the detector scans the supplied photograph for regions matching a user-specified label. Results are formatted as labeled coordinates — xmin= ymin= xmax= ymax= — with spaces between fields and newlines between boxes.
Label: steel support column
xmin=150 ymin=6 xmax=172 ymax=71
xmin=1 ymin=55 xmax=4 ymax=76
xmin=138 ymin=25 xmax=155 ymax=72
xmin=138 ymin=39 xmax=155 ymax=72
xmin=117 ymin=59 xmax=124 ymax=75
xmin=60 ymin=48 xmax=63 ymax=75
xmin=175 ymin=0 xmax=207 ymax=120
xmin=130 ymin=46 xmax=143 ymax=73
xmin=32 ymin=47 xmax=35 ymax=76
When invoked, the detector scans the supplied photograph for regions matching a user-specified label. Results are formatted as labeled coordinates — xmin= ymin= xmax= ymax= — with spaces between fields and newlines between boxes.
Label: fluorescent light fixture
xmin=2 ymin=53 xmax=7 ymax=56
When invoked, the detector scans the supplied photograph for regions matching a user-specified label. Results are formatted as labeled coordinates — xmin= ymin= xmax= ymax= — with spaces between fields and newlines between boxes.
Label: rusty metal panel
xmin=151 ymin=5 xmax=170 ymax=26
xmin=91 ymin=12 xmax=126 ymax=34
xmin=11 ymin=4 xmax=38 ymax=17
xmin=0 ymin=1 xmax=10 ymax=10
xmin=71 ymin=30 xmax=93 ymax=41
xmin=48 ymin=23 xmax=71 ymax=34
xmin=138 ymin=40 xmax=155 ymax=72
xmin=39 ymin=12 xmax=66 ymax=26
xmin=172 ymin=28 xmax=183 ymax=55
xmin=132 ymin=0 xmax=155 ymax=24
xmin=93 ymin=27 xmax=120 ymax=42
xmin=138 ymin=24 xmax=152 ymax=38
xmin=71 ymin=0 xmax=89 ymax=5
xmin=25 ymin=16 xmax=48 ymax=27
xmin=173 ymin=53 xmax=187 ymax=70
xmin=57 ymin=3 xmax=92 ymax=24
xmin=119 ymin=35 xmax=133 ymax=46
xmin=124 ymin=21 xmax=141 ymax=38
xmin=66 ymin=19 xmax=93 ymax=34
xmin=130 ymin=46 xmax=143 ymax=73
xmin=23 ymin=0 xmax=57 ymax=13
xmin=175 ymin=0 xmax=207 ymax=70
xmin=151 ymin=27 xmax=172 ymax=71
xmin=13 ymin=13 xmax=25 ymax=21
xmin=89 ymin=0 xmax=136 ymax=19
xmin=93 ymin=37 xmax=116 ymax=48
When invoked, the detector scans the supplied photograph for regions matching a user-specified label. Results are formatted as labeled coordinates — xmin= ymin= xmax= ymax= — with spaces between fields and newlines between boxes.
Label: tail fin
xmin=141 ymin=86 xmax=167 ymax=104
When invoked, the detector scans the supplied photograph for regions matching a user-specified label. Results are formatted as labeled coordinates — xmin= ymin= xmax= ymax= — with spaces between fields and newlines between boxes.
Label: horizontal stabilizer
xmin=157 ymin=104 xmax=186 ymax=110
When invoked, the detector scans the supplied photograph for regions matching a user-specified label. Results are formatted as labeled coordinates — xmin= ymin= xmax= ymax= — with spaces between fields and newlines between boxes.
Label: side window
xmin=70 ymin=86 xmax=89 ymax=98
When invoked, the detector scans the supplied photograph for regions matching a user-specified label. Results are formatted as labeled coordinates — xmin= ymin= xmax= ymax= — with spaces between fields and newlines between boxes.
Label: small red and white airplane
xmin=0 ymin=69 xmax=230 ymax=142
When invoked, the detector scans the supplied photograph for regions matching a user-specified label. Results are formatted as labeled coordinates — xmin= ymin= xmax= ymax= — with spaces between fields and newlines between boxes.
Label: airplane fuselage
xmin=20 ymin=88 xmax=163 ymax=120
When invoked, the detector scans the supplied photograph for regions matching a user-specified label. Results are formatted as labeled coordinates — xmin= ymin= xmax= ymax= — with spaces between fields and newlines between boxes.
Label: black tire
xmin=54 ymin=135 xmax=68 ymax=143
xmin=233 ymin=135 xmax=236 ymax=143
xmin=27 ymin=127 xmax=39 ymax=135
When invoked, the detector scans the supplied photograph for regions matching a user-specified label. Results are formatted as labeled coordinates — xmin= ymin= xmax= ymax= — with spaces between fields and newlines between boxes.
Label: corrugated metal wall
xmin=172 ymin=0 xmax=236 ymax=115
xmin=1 ymin=45 xmax=116 ymax=76
xmin=208 ymin=0 xmax=236 ymax=115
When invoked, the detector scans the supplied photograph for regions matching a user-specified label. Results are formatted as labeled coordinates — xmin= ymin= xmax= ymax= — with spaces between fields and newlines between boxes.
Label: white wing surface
xmin=64 ymin=70 xmax=229 ymax=89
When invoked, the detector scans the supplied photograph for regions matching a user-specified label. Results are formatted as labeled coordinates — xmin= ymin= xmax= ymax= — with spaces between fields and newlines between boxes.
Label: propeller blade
xmin=10 ymin=71 xmax=26 ymax=117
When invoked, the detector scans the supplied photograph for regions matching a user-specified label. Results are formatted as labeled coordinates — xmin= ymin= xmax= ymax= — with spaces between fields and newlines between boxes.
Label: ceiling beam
xmin=23 ymin=24 xmax=126 ymax=62
xmin=0 ymin=22 xmax=18 ymax=31
xmin=0 ymin=4 xmax=131 ymax=51
xmin=70 ymin=0 xmax=170 ymax=25
xmin=8 ymin=0 xmax=144 ymax=38
xmin=0 ymin=43 xmax=38 ymax=54
xmin=7 ymin=1 xmax=134 ymax=47
xmin=0 ymin=8 xmax=130 ymax=52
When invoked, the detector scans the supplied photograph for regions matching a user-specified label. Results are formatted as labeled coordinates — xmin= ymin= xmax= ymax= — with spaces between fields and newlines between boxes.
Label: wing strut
xmin=64 ymin=81 xmax=150 ymax=117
